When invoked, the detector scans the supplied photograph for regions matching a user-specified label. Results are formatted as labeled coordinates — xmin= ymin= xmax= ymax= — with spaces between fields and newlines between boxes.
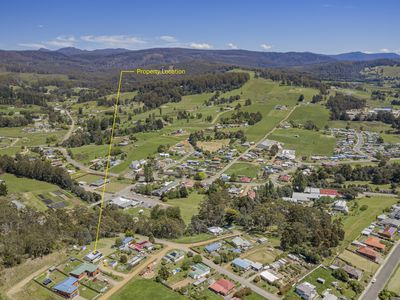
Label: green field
xmin=288 ymin=103 xmax=330 ymax=128
xmin=168 ymin=192 xmax=205 ymax=224
xmin=387 ymin=263 xmax=400 ymax=294
xmin=227 ymin=162 xmax=259 ymax=178
xmin=341 ymin=196 xmax=398 ymax=248
xmin=109 ymin=278 xmax=185 ymax=300
xmin=269 ymin=128 xmax=336 ymax=158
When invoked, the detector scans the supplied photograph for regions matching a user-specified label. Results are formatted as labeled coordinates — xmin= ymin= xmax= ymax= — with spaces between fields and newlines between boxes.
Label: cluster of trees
xmin=188 ymin=129 xmax=246 ymax=147
xmin=63 ymin=116 xmax=114 ymax=147
xmin=204 ymin=92 xmax=241 ymax=106
xmin=0 ymin=111 xmax=34 ymax=127
xmin=0 ymin=198 xmax=133 ymax=268
xmin=391 ymin=99 xmax=400 ymax=105
xmin=0 ymin=155 xmax=100 ymax=203
xmin=0 ymin=86 xmax=49 ymax=107
xmin=326 ymin=93 xmax=366 ymax=120
xmin=220 ymin=110 xmax=262 ymax=125
xmin=121 ymin=115 xmax=164 ymax=135
xmin=135 ymin=205 xmax=186 ymax=238
xmin=257 ymin=69 xmax=329 ymax=94
xmin=189 ymin=180 xmax=344 ymax=263
xmin=135 ymin=72 xmax=249 ymax=109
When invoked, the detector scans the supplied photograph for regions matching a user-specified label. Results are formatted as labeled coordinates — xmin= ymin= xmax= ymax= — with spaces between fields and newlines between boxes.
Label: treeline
xmin=0 ymin=199 xmax=133 ymax=267
xmin=135 ymin=72 xmax=250 ymax=109
xmin=0 ymin=111 xmax=34 ymax=127
xmin=188 ymin=129 xmax=246 ymax=147
xmin=326 ymin=93 xmax=366 ymax=120
xmin=220 ymin=110 xmax=262 ymax=125
xmin=204 ymin=92 xmax=241 ymax=106
xmin=0 ymin=86 xmax=49 ymax=107
xmin=188 ymin=181 xmax=344 ymax=263
xmin=0 ymin=155 xmax=100 ymax=203
xmin=257 ymin=69 xmax=329 ymax=94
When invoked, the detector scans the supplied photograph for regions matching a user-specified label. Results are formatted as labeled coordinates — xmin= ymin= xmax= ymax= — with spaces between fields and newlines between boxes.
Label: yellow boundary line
xmin=94 ymin=70 xmax=136 ymax=251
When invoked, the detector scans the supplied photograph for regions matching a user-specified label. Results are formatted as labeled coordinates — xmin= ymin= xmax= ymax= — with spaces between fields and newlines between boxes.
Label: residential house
xmin=260 ymin=270 xmax=279 ymax=283
xmin=231 ymin=258 xmax=251 ymax=271
xmin=131 ymin=240 xmax=154 ymax=252
xmin=69 ymin=262 xmax=99 ymax=279
xmin=379 ymin=226 xmax=397 ymax=239
xmin=333 ymin=200 xmax=349 ymax=214
xmin=341 ymin=265 xmax=363 ymax=280
xmin=163 ymin=250 xmax=184 ymax=263
xmin=231 ymin=237 xmax=251 ymax=249
xmin=207 ymin=226 xmax=223 ymax=236
xmin=188 ymin=263 xmax=210 ymax=279
xmin=52 ymin=277 xmax=79 ymax=299
xmin=364 ymin=237 xmax=385 ymax=251
xmin=357 ymin=246 xmax=379 ymax=261
xmin=205 ymin=242 xmax=222 ymax=253
xmin=295 ymin=282 xmax=317 ymax=300
xmin=89 ymin=179 xmax=110 ymax=188
xmin=209 ymin=278 xmax=235 ymax=296
xmin=84 ymin=251 xmax=103 ymax=263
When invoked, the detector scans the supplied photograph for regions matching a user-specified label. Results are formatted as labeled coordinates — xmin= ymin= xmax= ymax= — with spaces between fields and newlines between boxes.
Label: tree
xmin=115 ymin=237 xmax=123 ymax=247
xmin=332 ymin=268 xmax=349 ymax=282
xmin=144 ymin=164 xmax=154 ymax=182
xmin=0 ymin=182 xmax=7 ymax=196
xmin=298 ymin=94 xmax=305 ymax=102
xmin=193 ymin=254 xmax=202 ymax=264
xmin=292 ymin=172 xmax=308 ymax=192
xmin=157 ymin=265 xmax=170 ymax=281
xmin=120 ymin=254 xmax=128 ymax=264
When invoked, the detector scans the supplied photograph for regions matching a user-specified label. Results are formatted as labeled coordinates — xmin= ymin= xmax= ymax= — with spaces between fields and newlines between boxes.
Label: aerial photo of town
xmin=0 ymin=1 xmax=399 ymax=300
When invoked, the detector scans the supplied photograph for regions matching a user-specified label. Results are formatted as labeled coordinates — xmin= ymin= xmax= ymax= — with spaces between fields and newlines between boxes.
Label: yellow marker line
xmin=94 ymin=70 xmax=126 ymax=251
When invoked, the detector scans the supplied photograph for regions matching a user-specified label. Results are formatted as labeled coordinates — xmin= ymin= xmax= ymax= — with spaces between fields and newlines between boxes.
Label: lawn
xmin=109 ymin=278 xmax=185 ymax=300
xmin=269 ymin=128 xmax=336 ymax=159
xmin=288 ymin=104 xmax=330 ymax=128
xmin=387 ymin=262 xmax=400 ymax=294
xmin=0 ymin=173 xmax=59 ymax=194
xmin=227 ymin=162 xmax=259 ymax=178
xmin=171 ymin=233 xmax=214 ymax=244
xmin=168 ymin=192 xmax=205 ymax=225
xmin=12 ymin=280 xmax=62 ymax=300
xmin=340 ymin=196 xmax=398 ymax=248
xmin=338 ymin=250 xmax=379 ymax=274
xmin=242 ymin=246 xmax=281 ymax=265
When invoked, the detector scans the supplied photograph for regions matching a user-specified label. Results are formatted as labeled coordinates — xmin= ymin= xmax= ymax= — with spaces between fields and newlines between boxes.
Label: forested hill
xmin=0 ymin=48 xmax=337 ymax=74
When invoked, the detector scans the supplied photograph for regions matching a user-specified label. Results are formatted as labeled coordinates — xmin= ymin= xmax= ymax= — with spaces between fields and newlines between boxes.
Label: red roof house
xmin=364 ymin=237 xmax=385 ymax=251
xmin=320 ymin=189 xmax=340 ymax=197
xmin=247 ymin=190 xmax=256 ymax=200
xmin=240 ymin=176 xmax=251 ymax=183
xmin=357 ymin=246 xmax=379 ymax=261
xmin=209 ymin=278 xmax=235 ymax=296
xmin=379 ymin=226 xmax=396 ymax=239
xmin=278 ymin=174 xmax=291 ymax=182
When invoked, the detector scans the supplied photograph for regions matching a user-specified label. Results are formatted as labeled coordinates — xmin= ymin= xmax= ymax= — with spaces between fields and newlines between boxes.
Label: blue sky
xmin=0 ymin=0 xmax=399 ymax=54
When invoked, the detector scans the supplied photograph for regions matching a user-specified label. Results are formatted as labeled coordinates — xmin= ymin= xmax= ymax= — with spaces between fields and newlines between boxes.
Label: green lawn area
xmin=387 ymin=263 xmax=400 ymax=294
xmin=341 ymin=196 xmax=398 ymax=248
xmin=109 ymin=278 xmax=185 ymax=300
xmin=269 ymin=128 xmax=336 ymax=159
xmin=338 ymin=250 xmax=379 ymax=274
xmin=288 ymin=104 xmax=330 ymax=128
xmin=171 ymin=233 xmax=214 ymax=244
xmin=13 ymin=280 xmax=62 ymax=300
xmin=0 ymin=173 xmax=58 ymax=194
xmin=242 ymin=246 xmax=281 ymax=265
xmin=168 ymin=192 xmax=205 ymax=225
xmin=227 ymin=162 xmax=259 ymax=178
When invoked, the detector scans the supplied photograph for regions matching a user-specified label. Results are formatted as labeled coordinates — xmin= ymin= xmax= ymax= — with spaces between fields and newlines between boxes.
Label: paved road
xmin=354 ymin=131 xmax=364 ymax=153
xmin=203 ymin=105 xmax=298 ymax=184
xmin=361 ymin=241 xmax=400 ymax=300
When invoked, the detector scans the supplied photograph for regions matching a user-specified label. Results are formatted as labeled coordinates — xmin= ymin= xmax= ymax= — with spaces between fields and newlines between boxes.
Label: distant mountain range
xmin=0 ymin=47 xmax=398 ymax=75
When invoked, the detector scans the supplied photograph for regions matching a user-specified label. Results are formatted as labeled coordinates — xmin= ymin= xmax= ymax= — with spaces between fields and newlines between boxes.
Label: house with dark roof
xmin=69 ymin=262 xmax=99 ymax=279
xmin=52 ymin=276 xmax=79 ymax=299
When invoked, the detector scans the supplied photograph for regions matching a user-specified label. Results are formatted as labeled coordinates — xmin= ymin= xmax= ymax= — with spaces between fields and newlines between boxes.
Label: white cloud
xmin=18 ymin=43 xmax=47 ymax=49
xmin=379 ymin=48 xmax=390 ymax=53
xmin=46 ymin=35 xmax=76 ymax=47
xmin=80 ymin=35 xmax=146 ymax=48
xmin=261 ymin=43 xmax=272 ymax=50
xmin=227 ymin=43 xmax=238 ymax=49
xmin=190 ymin=42 xmax=212 ymax=49
xmin=160 ymin=35 xmax=177 ymax=43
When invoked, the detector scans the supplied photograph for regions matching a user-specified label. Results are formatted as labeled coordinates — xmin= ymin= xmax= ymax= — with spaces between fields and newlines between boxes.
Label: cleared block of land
xmin=387 ymin=263 xmax=400 ymax=294
xmin=109 ymin=278 xmax=185 ymax=300
xmin=227 ymin=162 xmax=259 ymax=178
xmin=338 ymin=250 xmax=379 ymax=273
